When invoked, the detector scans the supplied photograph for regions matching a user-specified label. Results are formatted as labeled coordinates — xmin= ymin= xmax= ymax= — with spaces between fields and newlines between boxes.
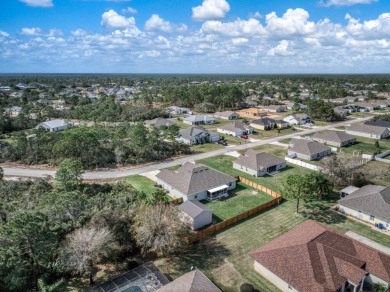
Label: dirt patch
xmin=212 ymin=259 xmax=244 ymax=290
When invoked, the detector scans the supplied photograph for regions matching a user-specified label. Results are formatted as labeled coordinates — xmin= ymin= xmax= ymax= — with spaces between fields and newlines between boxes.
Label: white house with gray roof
xmin=346 ymin=124 xmax=389 ymax=139
xmin=38 ymin=119 xmax=70 ymax=132
xmin=156 ymin=162 xmax=236 ymax=201
xmin=288 ymin=138 xmax=332 ymax=161
xmin=179 ymin=200 xmax=212 ymax=230
xmin=213 ymin=111 xmax=240 ymax=120
xmin=177 ymin=127 xmax=220 ymax=145
xmin=233 ymin=149 xmax=286 ymax=177
xmin=183 ymin=115 xmax=217 ymax=125
xmin=283 ymin=113 xmax=311 ymax=125
xmin=338 ymin=185 xmax=390 ymax=230
xmin=312 ymin=131 xmax=356 ymax=147
xmin=217 ymin=121 xmax=253 ymax=137
xmin=144 ymin=117 xmax=174 ymax=129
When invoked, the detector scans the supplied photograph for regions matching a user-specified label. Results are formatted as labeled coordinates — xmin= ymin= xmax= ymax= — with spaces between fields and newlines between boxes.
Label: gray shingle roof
xmin=348 ymin=124 xmax=388 ymax=135
xmin=157 ymin=269 xmax=221 ymax=292
xmin=40 ymin=119 xmax=68 ymax=129
xmin=183 ymin=115 xmax=216 ymax=123
xmin=213 ymin=111 xmax=239 ymax=118
xmin=144 ymin=117 xmax=174 ymax=128
xmin=179 ymin=127 xmax=208 ymax=140
xmin=312 ymin=131 xmax=356 ymax=144
xmin=289 ymin=138 xmax=331 ymax=156
xmin=218 ymin=121 xmax=250 ymax=132
xmin=234 ymin=149 xmax=285 ymax=171
xmin=156 ymin=162 xmax=236 ymax=196
xmin=338 ymin=184 xmax=390 ymax=221
xmin=364 ymin=120 xmax=390 ymax=129
xmin=250 ymin=118 xmax=275 ymax=126
xmin=179 ymin=200 xmax=211 ymax=219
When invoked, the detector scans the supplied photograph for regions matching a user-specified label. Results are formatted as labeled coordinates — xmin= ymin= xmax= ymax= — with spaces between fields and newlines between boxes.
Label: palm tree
xmin=37 ymin=278 xmax=65 ymax=292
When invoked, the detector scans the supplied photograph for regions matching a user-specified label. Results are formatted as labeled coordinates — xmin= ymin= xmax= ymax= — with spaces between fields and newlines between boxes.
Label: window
xmin=195 ymin=195 xmax=197 ymax=199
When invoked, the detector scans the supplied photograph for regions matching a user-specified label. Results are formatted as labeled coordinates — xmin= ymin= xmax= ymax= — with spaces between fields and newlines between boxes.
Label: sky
xmin=0 ymin=0 xmax=389 ymax=73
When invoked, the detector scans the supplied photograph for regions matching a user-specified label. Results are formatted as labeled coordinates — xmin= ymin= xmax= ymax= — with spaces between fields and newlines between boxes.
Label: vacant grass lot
xmin=201 ymin=183 xmax=274 ymax=222
xmin=197 ymin=154 xmax=313 ymax=193
xmin=357 ymin=160 xmax=390 ymax=185
xmin=158 ymin=196 xmax=390 ymax=292
xmin=340 ymin=136 xmax=390 ymax=155
xmin=249 ymin=144 xmax=287 ymax=158
xmin=250 ymin=127 xmax=301 ymax=140
xmin=191 ymin=142 xmax=224 ymax=153
xmin=125 ymin=175 xmax=159 ymax=195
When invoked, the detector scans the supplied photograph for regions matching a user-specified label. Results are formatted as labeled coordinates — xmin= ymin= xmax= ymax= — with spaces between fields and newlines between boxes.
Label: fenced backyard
xmin=192 ymin=177 xmax=282 ymax=242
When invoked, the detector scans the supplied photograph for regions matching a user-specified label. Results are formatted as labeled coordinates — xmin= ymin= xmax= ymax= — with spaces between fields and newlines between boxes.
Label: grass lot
xmin=157 ymin=195 xmax=390 ymax=292
xmin=191 ymin=142 xmax=224 ymax=153
xmin=250 ymin=127 xmax=301 ymax=140
xmin=201 ymin=183 xmax=274 ymax=222
xmin=125 ymin=175 xmax=159 ymax=196
xmin=358 ymin=160 xmax=390 ymax=185
xmin=246 ymin=144 xmax=286 ymax=158
xmin=197 ymin=154 xmax=313 ymax=193
xmin=340 ymin=136 xmax=390 ymax=155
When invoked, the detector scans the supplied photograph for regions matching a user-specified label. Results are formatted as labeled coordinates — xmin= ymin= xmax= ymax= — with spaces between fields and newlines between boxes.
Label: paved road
xmin=3 ymin=117 xmax=370 ymax=180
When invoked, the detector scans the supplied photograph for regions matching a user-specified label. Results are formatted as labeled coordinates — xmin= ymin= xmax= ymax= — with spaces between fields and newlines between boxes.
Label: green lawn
xmin=340 ymin=136 xmax=390 ymax=155
xmin=201 ymin=183 xmax=274 ymax=222
xmin=158 ymin=195 xmax=390 ymax=292
xmin=357 ymin=160 xmax=390 ymax=185
xmin=250 ymin=127 xmax=301 ymax=140
xmin=249 ymin=144 xmax=287 ymax=158
xmin=197 ymin=155 xmax=313 ymax=193
xmin=191 ymin=142 xmax=224 ymax=153
xmin=125 ymin=175 xmax=158 ymax=195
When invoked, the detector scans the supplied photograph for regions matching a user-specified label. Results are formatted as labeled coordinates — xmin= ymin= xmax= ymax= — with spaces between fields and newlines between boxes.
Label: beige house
xmin=338 ymin=185 xmax=390 ymax=230
xmin=217 ymin=121 xmax=253 ymax=137
xmin=250 ymin=118 xmax=276 ymax=131
xmin=288 ymin=138 xmax=332 ymax=161
xmin=250 ymin=220 xmax=390 ymax=292
xmin=312 ymin=131 xmax=356 ymax=147
xmin=346 ymin=124 xmax=389 ymax=139
xmin=179 ymin=200 xmax=212 ymax=230
xmin=213 ymin=111 xmax=240 ymax=120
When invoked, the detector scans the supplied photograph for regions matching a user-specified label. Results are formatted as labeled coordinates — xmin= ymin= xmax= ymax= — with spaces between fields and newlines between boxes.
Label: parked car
xmin=240 ymin=135 xmax=248 ymax=139
xmin=217 ymin=140 xmax=228 ymax=146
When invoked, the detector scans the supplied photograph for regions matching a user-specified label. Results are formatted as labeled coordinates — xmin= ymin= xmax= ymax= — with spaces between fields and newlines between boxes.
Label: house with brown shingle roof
xmin=156 ymin=269 xmax=221 ymax=292
xmin=250 ymin=220 xmax=390 ymax=292
xmin=233 ymin=149 xmax=286 ymax=177
xmin=338 ymin=185 xmax=390 ymax=230
xmin=156 ymin=162 xmax=236 ymax=201
xmin=312 ymin=131 xmax=356 ymax=147
xmin=288 ymin=138 xmax=332 ymax=161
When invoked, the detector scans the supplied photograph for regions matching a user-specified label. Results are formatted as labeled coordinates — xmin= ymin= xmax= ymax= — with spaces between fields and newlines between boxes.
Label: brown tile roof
xmin=156 ymin=162 xmax=236 ymax=196
xmin=157 ymin=269 xmax=221 ymax=292
xmin=312 ymin=131 xmax=356 ymax=144
xmin=250 ymin=220 xmax=390 ymax=292
xmin=234 ymin=149 xmax=285 ymax=171
xmin=289 ymin=138 xmax=331 ymax=156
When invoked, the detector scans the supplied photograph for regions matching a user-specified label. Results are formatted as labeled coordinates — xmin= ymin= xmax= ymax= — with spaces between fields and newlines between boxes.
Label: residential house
xmin=37 ymin=98 xmax=52 ymax=106
xmin=364 ymin=120 xmax=390 ymax=131
xmin=236 ymin=108 xmax=267 ymax=119
xmin=285 ymin=102 xmax=308 ymax=111
xmin=4 ymin=106 xmax=22 ymax=117
xmin=38 ymin=119 xmax=70 ymax=132
xmin=339 ymin=185 xmax=360 ymax=198
xmin=144 ymin=117 xmax=175 ymax=129
xmin=213 ymin=111 xmax=240 ymax=120
xmin=288 ymin=138 xmax=332 ymax=161
xmin=165 ymin=106 xmax=192 ymax=115
xmin=250 ymin=118 xmax=276 ymax=131
xmin=261 ymin=105 xmax=285 ymax=113
xmin=356 ymin=95 xmax=369 ymax=102
xmin=250 ymin=220 xmax=390 ymax=292
xmin=157 ymin=269 xmax=221 ymax=292
xmin=217 ymin=121 xmax=253 ymax=137
xmin=346 ymin=124 xmax=389 ymax=139
xmin=354 ymin=102 xmax=377 ymax=111
xmin=334 ymin=106 xmax=350 ymax=117
xmin=374 ymin=100 xmax=389 ymax=109
xmin=338 ymin=185 xmax=390 ymax=230
xmin=233 ymin=149 xmax=286 ymax=177
xmin=179 ymin=200 xmax=212 ymax=230
xmin=312 ymin=131 xmax=356 ymax=147
xmin=329 ymin=97 xmax=348 ymax=104
xmin=283 ymin=113 xmax=311 ymax=125
xmin=177 ymin=127 xmax=220 ymax=145
xmin=183 ymin=115 xmax=217 ymax=125
xmin=275 ymin=119 xmax=289 ymax=129
xmin=156 ymin=162 xmax=236 ymax=201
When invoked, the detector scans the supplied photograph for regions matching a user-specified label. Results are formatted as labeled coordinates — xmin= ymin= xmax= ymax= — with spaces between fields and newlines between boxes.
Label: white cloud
xmin=249 ymin=12 xmax=262 ymax=19
xmin=122 ymin=7 xmax=138 ymax=14
xmin=71 ymin=29 xmax=88 ymax=36
xmin=101 ymin=10 xmax=136 ymax=28
xmin=268 ymin=40 xmax=294 ymax=56
xmin=20 ymin=27 xmax=62 ymax=37
xmin=320 ymin=0 xmax=378 ymax=7
xmin=266 ymin=8 xmax=315 ymax=36
xmin=144 ymin=14 xmax=187 ymax=33
xmin=232 ymin=38 xmax=249 ymax=45
xmin=192 ymin=0 xmax=230 ymax=21
xmin=201 ymin=18 xmax=266 ymax=37
xmin=0 ymin=30 xmax=9 ymax=37
xmin=346 ymin=13 xmax=390 ymax=38
xmin=20 ymin=0 xmax=53 ymax=7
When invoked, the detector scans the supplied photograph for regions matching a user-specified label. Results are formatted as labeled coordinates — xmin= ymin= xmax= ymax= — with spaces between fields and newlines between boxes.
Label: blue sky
xmin=0 ymin=0 xmax=389 ymax=73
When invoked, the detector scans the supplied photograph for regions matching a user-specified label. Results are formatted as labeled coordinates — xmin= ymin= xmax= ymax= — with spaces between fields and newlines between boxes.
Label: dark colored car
xmin=217 ymin=140 xmax=228 ymax=146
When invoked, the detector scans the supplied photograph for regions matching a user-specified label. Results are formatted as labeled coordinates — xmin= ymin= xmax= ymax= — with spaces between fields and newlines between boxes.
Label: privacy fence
xmin=191 ymin=176 xmax=282 ymax=242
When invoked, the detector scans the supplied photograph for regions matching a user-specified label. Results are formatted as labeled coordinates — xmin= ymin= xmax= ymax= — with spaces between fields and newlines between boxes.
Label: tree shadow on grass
xmin=301 ymin=200 xmax=346 ymax=225
xmin=168 ymin=237 xmax=231 ymax=274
